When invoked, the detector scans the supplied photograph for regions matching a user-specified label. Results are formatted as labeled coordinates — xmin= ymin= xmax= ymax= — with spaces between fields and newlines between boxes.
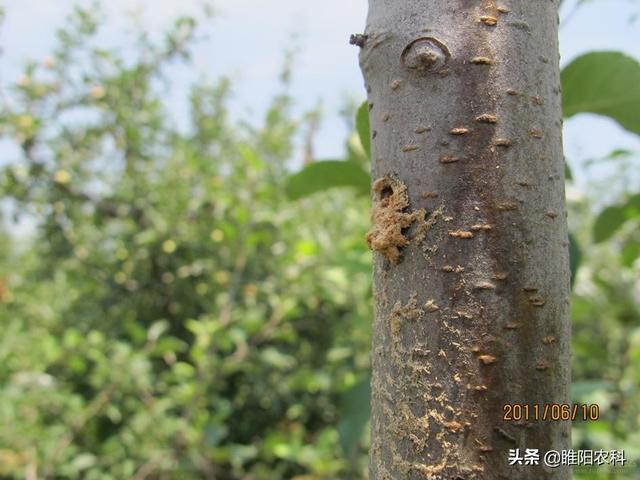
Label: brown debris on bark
xmin=366 ymin=176 xmax=425 ymax=264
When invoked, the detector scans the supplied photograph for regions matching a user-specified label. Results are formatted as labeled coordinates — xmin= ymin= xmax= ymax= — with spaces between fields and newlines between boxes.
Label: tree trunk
xmin=359 ymin=1 xmax=571 ymax=478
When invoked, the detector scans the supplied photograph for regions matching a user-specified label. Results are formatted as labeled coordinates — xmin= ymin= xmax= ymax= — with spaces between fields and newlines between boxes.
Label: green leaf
xmin=356 ymin=101 xmax=371 ymax=159
xmin=592 ymin=194 xmax=640 ymax=243
xmin=260 ymin=347 xmax=296 ymax=370
xmin=564 ymin=161 xmax=573 ymax=181
xmin=569 ymin=233 xmax=582 ymax=288
xmin=562 ymin=51 xmax=640 ymax=134
xmin=70 ymin=453 xmax=97 ymax=472
xmin=285 ymin=160 xmax=370 ymax=200
xmin=571 ymin=380 xmax=611 ymax=401
xmin=608 ymin=148 xmax=633 ymax=159
xmin=147 ymin=320 xmax=169 ymax=343
xmin=346 ymin=132 xmax=368 ymax=166
xmin=238 ymin=144 xmax=264 ymax=170
xmin=584 ymin=148 xmax=634 ymax=167
xmin=621 ymin=242 xmax=640 ymax=267
xmin=338 ymin=374 xmax=371 ymax=457
xmin=593 ymin=205 xmax=627 ymax=243
xmin=627 ymin=193 xmax=640 ymax=212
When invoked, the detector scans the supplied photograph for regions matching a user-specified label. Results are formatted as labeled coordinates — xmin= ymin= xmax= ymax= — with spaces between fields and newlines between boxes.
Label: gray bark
xmin=359 ymin=1 xmax=571 ymax=479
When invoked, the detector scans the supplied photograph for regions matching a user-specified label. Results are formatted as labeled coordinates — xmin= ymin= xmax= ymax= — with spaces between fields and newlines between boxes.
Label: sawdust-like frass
xmin=366 ymin=176 xmax=425 ymax=264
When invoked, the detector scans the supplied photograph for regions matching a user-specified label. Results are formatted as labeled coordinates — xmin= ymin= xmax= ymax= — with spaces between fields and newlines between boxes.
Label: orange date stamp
xmin=503 ymin=403 xmax=600 ymax=422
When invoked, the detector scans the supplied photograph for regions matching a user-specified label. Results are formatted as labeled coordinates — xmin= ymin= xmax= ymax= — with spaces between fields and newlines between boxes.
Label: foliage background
xmin=0 ymin=1 xmax=639 ymax=479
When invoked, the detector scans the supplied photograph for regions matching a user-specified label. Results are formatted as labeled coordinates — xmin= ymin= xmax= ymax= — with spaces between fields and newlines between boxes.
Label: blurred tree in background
xmin=0 ymin=2 xmax=639 ymax=479
xmin=0 ymin=5 xmax=372 ymax=478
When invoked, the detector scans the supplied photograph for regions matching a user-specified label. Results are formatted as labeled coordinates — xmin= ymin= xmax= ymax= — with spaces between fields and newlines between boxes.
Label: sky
xmin=1 ymin=0 xmax=639 ymax=189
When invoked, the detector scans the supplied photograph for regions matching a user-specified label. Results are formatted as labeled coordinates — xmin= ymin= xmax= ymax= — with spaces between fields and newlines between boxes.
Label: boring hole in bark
xmin=379 ymin=185 xmax=394 ymax=199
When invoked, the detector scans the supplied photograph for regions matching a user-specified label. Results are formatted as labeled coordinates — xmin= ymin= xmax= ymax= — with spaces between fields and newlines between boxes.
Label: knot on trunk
xmin=401 ymin=37 xmax=450 ymax=74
